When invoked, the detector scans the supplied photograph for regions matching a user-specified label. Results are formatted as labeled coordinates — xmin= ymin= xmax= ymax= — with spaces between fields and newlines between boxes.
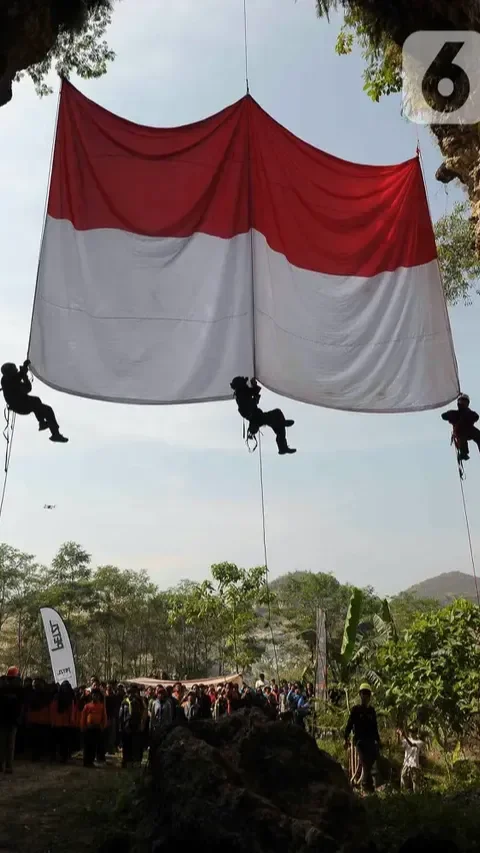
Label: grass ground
xmin=319 ymin=732 xmax=480 ymax=851
xmin=2 ymin=744 xmax=480 ymax=852
xmin=0 ymin=758 xmax=135 ymax=853
xmin=364 ymin=789 xmax=480 ymax=852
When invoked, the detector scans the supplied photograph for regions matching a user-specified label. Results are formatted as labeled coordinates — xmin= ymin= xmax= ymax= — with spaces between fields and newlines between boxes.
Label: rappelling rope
xmin=0 ymin=409 xmax=16 ymax=521
xmin=0 ymin=86 xmax=61 ymax=525
xmin=242 ymin=0 xmax=277 ymax=675
xmin=416 ymin=146 xmax=479 ymax=604
xmin=454 ymin=447 xmax=480 ymax=606
xmin=258 ymin=434 xmax=280 ymax=683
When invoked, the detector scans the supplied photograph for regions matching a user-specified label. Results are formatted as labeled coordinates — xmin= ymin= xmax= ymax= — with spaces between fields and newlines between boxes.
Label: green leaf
xmin=340 ymin=587 xmax=363 ymax=667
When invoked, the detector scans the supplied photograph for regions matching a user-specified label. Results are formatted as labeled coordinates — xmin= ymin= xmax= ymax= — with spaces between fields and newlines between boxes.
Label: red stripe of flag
xmin=47 ymin=80 xmax=437 ymax=277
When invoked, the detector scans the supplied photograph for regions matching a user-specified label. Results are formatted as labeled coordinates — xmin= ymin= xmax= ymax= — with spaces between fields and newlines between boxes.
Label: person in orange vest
xmin=51 ymin=681 xmax=77 ymax=763
xmin=26 ymin=678 xmax=53 ymax=762
xmin=80 ymin=689 xmax=107 ymax=768
xmin=0 ymin=667 xmax=23 ymax=775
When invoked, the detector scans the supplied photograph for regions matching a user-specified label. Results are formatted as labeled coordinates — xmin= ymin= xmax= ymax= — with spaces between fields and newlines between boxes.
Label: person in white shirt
xmin=398 ymin=728 xmax=425 ymax=792
xmin=255 ymin=673 xmax=266 ymax=690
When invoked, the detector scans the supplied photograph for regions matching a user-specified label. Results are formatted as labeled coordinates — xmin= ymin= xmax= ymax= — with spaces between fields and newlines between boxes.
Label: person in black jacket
xmin=1 ymin=360 xmax=68 ymax=443
xmin=230 ymin=376 xmax=296 ymax=455
xmin=441 ymin=393 xmax=480 ymax=461
xmin=0 ymin=668 xmax=24 ymax=774
xmin=344 ymin=683 xmax=381 ymax=793
xmin=119 ymin=686 xmax=145 ymax=767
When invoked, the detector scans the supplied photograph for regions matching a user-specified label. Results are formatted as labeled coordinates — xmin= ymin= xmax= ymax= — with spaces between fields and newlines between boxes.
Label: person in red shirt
xmin=80 ymin=690 xmax=107 ymax=768
xmin=270 ymin=679 xmax=279 ymax=700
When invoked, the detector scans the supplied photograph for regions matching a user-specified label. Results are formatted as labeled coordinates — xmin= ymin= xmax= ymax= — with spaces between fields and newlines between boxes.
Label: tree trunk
xmin=431 ymin=124 xmax=480 ymax=251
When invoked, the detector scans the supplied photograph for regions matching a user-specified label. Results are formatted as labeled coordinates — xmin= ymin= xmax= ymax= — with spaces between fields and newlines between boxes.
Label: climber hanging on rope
xmin=441 ymin=393 xmax=480 ymax=462
xmin=230 ymin=376 xmax=296 ymax=455
xmin=1 ymin=361 xmax=68 ymax=443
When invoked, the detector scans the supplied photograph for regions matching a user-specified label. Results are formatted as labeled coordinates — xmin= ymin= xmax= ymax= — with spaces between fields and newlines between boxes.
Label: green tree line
xmin=0 ymin=541 xmax=442 ymax=685
xmin=0 ymin=542 xmax=272 ymax=682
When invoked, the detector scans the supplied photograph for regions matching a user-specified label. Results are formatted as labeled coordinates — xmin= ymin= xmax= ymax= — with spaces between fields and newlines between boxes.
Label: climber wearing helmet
xmin=1 ymin=360 xmax=68 ymax=443
xmin=344 ymin=683 xmax=381 ymax=793
xmin=441 ymin=393 xmax=480 ymax=462
xmin=230 ymin=376 xmax=296 ymax=455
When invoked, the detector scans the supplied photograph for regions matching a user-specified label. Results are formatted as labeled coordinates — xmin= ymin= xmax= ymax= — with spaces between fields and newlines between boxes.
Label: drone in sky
xmin=44 ymin=504 xmax=56 ymax=510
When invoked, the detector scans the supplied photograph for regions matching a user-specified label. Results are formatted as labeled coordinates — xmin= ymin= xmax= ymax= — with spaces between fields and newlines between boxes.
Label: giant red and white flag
xmin=30 ymin=81 xmax=459 ymax=411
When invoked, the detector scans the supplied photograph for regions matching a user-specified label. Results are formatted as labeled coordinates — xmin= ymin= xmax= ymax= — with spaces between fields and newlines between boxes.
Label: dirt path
xmin=0 ymin=759 xmax=127 ymax=853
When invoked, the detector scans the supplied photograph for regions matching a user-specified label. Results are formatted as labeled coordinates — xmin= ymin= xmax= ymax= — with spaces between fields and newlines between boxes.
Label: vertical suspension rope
xmin=417 ymin=144 xmax=460 ymax=396
xmin=243 ymin=0 xmax=250 ymax=94
xmin=241 ymin=1 xmax=277 ymax=680
xmin=242 ymin=0 xmax=275 ymax=675
xmin=258 ymin=435 xmax=280 ymax=682
xmin=26 ymin=81 xmax=62 ymax=361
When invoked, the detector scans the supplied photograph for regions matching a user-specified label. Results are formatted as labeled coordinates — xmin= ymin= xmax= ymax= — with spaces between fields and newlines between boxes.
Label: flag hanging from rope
xmin=29 ymin=80 xmax=459 ymax=412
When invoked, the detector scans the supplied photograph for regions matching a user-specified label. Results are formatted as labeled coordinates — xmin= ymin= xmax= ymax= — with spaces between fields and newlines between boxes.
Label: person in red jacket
xmin=80 ymin=690 xmax=107 ymax=768
xmin=442 ymin=393 xmax=480 ymax=462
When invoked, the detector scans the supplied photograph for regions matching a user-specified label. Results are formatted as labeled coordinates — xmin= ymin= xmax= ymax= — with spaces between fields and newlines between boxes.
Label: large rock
xmin=149 ymin=710 xmax=372 ymax=853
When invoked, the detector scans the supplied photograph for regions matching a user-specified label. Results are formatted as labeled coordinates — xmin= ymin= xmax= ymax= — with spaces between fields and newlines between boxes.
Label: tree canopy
xmin=0 ymin=542 xmax=443 ymax=684
xmin=381 ymin=600 xmax=480 ymax=747
xmin=435 ymin=202 xmax=480 ymax=306
xmin=0 ymin=0 xmax=116 ymax=106
xmin=0 ymin=543 xmax=269 ymax=682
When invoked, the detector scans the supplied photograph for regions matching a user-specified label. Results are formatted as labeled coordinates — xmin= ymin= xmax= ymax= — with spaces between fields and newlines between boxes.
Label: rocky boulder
xmin=148 ymin=710 xmax=372 ymax=853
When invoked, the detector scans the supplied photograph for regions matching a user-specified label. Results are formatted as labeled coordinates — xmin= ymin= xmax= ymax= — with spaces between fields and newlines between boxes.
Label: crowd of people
xmin=0 ymin=668 xmax=313 ymax=774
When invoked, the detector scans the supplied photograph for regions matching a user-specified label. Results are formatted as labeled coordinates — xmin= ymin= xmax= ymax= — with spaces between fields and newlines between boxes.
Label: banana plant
xmin=340 ymin=588 xmax=363 ymax=673
xmin=377 ymin=598 xmax=398 ymax=642
xmin=339 ymin=588 xmax=363 ymax=708
xmin=339 ymin=592 xmax=399 ymax=707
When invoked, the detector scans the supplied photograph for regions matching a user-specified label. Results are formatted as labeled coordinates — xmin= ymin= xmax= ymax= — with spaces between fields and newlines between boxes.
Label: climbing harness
xmin=451 ymin=431 xmax=466 ymax=480
xmin=3 ymin=407 xmax=12 ymax=472
xmin=243 ymin=419 xmax=259 ymax=453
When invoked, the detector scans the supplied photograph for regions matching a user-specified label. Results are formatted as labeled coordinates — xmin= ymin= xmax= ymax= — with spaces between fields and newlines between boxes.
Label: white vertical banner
xmin=40 ymin=607 xmax=77 ymax=688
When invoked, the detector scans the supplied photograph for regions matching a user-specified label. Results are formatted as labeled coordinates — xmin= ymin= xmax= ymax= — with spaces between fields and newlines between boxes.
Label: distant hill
xmin=404 ymin=571 xmax=478 ymax=605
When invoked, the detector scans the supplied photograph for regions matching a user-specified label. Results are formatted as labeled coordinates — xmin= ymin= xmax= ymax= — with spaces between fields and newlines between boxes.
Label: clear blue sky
xmin=0 ymin=0 xmax=478 ymax=596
